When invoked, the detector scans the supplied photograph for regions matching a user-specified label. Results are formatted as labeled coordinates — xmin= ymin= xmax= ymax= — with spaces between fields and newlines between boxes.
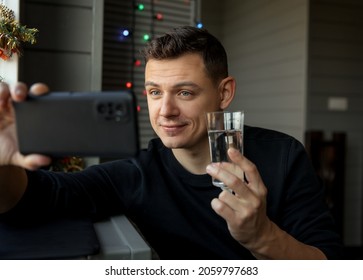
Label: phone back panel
xmin=14 ymin=91 xmax=139 ymax=158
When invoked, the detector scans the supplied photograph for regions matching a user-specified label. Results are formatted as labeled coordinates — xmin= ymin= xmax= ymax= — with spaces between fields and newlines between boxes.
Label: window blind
xmin=102 ymin=0 xmax=196 ymax=149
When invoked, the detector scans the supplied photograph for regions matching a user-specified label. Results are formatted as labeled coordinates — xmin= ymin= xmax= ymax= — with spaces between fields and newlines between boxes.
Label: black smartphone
xmin=14 ymin=91 xmax=139 ymax=158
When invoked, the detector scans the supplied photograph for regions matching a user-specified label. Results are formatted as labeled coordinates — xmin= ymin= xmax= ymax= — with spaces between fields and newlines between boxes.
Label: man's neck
xmin=171 ymin=144 xmax=211 ymax=175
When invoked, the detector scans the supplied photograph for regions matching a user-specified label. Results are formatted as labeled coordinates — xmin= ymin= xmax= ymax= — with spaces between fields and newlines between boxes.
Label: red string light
xmin=134 ymin=59 xmax=142 ymax=67
xmin=155 ymin=13 xmax=163 ymax=20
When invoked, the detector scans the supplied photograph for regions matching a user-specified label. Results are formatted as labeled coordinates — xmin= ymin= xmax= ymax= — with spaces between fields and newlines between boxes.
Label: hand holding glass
xmin=206 ymin=111 xmax=244 ymax=191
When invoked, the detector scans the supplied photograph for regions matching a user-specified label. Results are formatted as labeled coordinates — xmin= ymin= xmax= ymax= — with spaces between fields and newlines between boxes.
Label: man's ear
xmin=218 ymin=76 xmax=236 ymax=110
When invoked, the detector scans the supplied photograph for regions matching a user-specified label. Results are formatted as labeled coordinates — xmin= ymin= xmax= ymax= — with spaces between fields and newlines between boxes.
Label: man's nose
xmin=159 ymin=95 xmax=179 ymax=116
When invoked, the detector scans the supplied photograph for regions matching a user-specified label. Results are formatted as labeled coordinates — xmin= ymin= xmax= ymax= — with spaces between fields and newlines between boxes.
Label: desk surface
xmin=0 ymin=217 xmax=99 ymax=260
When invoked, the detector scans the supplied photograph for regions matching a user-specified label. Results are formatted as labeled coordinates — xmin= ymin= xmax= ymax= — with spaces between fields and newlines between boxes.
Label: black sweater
xmin=1 ymin=126 xmax=342 ymax=259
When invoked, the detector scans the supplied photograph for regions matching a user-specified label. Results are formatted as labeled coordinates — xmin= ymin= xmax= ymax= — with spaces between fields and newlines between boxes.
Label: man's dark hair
xmin=142 ymin=26 xmax=228 ymax=84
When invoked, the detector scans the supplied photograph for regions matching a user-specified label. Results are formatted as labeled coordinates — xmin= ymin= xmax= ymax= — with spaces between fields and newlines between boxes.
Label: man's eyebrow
xmin=174 ymin=82 xmax=201 ymax=89
xmin=144 ymin=81 xmax=201 ymax=90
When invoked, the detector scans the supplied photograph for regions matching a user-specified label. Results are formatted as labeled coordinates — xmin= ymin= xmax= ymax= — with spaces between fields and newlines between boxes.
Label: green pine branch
xmin=0 ymin=20 xmax=38 ymax=56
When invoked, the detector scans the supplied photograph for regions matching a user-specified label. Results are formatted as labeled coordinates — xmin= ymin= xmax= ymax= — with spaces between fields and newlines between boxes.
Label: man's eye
xmin=149 ymin=90 xmax=161 ymax=96
xmin=179 ymin=91 xmax=191 ymax=97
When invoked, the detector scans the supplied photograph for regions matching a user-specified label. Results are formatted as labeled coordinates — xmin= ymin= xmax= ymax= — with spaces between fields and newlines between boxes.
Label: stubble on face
xmin=145 ymin=54 xmax=221 ymax=151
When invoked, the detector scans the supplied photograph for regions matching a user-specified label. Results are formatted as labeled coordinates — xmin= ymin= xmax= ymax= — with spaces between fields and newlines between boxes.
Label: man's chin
xmin=159 ymin=138 xmax=184 ymax=149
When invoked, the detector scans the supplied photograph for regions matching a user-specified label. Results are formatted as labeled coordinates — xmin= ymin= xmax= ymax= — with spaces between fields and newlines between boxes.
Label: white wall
xmin=203 ymin=0 xmax=309 ymax=142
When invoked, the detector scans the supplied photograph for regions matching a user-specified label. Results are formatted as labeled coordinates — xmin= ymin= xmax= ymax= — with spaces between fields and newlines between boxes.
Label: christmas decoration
xmin=0 ymin=3 xmax=38 ymax=61
xmin=49 ymin=156 xmax=85 ymax=173
xmin=119 ymin=0 xmax=202 ymax=94
xmin=103 ymin=0 xmax=199 ymax=149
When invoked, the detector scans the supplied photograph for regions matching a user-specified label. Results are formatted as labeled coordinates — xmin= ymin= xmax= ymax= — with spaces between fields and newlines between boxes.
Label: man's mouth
xmin=159 ymin=122 xmax=188 ymax=134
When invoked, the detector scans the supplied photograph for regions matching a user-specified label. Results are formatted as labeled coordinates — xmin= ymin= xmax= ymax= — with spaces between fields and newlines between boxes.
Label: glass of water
xmin=206 ymin=111 xmax=244 ymax=191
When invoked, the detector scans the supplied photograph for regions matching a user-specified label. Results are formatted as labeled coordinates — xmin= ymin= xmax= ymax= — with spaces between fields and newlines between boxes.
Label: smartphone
xmin=14 ymin=91 xmax=139 ymax=158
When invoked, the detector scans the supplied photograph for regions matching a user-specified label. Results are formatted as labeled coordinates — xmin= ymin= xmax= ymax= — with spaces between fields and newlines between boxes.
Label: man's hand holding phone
xmin=1 ymin=81 xmax=139 ymax=171
xmin=0 ymin=82 xmax=52 ymax=170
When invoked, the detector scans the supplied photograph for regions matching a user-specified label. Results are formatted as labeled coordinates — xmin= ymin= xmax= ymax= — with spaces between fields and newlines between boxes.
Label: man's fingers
xmin=29 ymin=83 xmax=50 ymax=96
xmin=228 ymin=148 xmax=262 ymax=188
xmin=207 ymin=149 xmax=267 ymax=197
xmin=12 ymin=152 xmax=52 ymax=171
xmin=211 ymin=197 xmax=234 ymax=220
xmin=0 ymin=82 xmax=11 ymax=108
xmin=10 ymin=82 xmax=28 ymax=102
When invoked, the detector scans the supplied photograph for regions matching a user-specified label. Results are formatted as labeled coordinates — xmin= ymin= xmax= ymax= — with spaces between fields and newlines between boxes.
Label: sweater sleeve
xmin=0 ymin=160 xmax=139 ymax=225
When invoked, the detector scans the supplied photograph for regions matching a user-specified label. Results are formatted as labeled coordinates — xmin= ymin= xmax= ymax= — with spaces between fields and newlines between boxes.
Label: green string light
xmin=137 ymin=4 xmax=145 ymax=11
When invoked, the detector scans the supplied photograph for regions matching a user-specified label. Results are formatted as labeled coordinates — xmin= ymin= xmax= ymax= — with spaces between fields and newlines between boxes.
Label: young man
xmin=0 ymin=26 xmax=341 ymax=259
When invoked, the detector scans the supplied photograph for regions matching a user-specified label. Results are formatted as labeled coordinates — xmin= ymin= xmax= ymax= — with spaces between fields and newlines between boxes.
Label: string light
xmin=134 ymin=59 xmax=142 ymax=67
xmin=119 ymin=28 xmax=132 ymax=41
xmin=122 ymin=29 xmax=131 ymax=37
xmin=155 ymin=12 xmax=163 ymax=21
xmin=122 ymin=1 xmax=198 ymax=108
xmin=126 ymin=81 xmax=133 ymax=89
xmin=143 ymin=34 xmax=150 ymax=41
xmin=136 ymin=3 xmax=145 ymax=11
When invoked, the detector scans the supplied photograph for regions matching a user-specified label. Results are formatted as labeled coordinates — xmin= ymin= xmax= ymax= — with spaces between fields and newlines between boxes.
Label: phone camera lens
xmin=97 ymin=103 xmax=106 ymax=114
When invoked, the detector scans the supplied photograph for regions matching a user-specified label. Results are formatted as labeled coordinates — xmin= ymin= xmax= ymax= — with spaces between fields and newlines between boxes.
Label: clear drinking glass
xmin=206 ymin=111 xmax=244 ymax=191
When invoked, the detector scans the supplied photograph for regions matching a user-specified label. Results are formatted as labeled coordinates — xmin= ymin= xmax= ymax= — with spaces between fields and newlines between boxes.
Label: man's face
xmin=145 ymin=53 xmax=222 ymax=150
